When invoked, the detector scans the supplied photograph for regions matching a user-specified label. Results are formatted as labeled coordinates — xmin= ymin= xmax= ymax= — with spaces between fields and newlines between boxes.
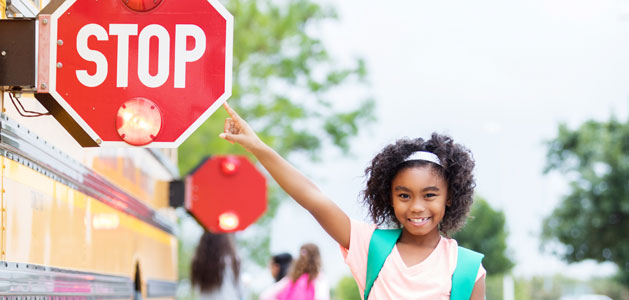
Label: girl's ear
xmin=446 ymin=199 xmax=452 ymax=207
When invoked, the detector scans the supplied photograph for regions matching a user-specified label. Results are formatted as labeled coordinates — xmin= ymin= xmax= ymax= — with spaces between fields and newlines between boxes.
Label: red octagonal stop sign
xmin=185 ymin=156 xmax=267 ymax=233
xmin=37 ymin=0 xmax=232 ymax=147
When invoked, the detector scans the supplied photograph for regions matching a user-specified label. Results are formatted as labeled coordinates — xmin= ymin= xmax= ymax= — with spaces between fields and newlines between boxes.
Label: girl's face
xmin=391 ymin=166 xmax=448 ymax=240
xmin=270 ymin=261 xmax=279 ymax=278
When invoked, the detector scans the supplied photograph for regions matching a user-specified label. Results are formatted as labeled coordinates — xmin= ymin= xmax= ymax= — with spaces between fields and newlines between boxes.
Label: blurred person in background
xmin=259 ymin=243 xmax=330 ymax=300
xmin=270 ymin=252 xmax=293 ymax=282
xmin=191 ymin=231 xmax=244 ymax=300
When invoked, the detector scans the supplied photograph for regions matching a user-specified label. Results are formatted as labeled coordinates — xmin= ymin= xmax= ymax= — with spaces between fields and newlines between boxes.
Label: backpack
xmin=277 ymin=274 xmax=315 ymax=300
xmin=364 ymin=228 xmax=484 ymax=300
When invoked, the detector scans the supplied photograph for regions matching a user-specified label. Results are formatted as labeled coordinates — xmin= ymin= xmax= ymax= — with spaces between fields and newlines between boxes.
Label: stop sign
xmin=36 ymin=0 xmax=232 ymax=147
xmin=185 ymin=156 xmax=267 ymax=233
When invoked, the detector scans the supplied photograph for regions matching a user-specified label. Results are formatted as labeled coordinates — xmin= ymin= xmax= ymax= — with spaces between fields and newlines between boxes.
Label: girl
xmin=219 ymin=103 xmax=485 ymax=299
xmin=260 ymin=243 xmax=330 ymax=300
xmin=270 ymin=252 xmax=293 ymax=282
xmin=190 ymin=231 xmax=244 ymax=300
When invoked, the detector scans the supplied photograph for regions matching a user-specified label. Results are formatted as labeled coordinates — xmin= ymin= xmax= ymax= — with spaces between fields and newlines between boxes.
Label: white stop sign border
xmin=46 ymin=0 xmax=233 ymax=148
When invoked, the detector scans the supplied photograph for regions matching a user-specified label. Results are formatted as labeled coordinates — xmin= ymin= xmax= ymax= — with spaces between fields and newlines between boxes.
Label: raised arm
xmin=219 ymin=103 xmax=351 ymax=249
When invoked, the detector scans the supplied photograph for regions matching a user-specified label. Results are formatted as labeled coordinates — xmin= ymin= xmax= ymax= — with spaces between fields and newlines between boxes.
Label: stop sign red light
xmin=35 ymin=0 xmax=232 ymax=147
xmin=185 ymin=156 xmax=267 ymax=233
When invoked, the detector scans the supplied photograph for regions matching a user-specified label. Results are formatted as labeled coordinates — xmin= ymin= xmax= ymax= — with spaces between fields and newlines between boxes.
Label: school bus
xmin=0 ymin=0 xmax=179 ymax=297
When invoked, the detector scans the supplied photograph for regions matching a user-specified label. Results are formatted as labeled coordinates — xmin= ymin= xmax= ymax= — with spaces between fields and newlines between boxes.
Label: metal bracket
xmin=0 ymin=18 xmax=36 ymax=88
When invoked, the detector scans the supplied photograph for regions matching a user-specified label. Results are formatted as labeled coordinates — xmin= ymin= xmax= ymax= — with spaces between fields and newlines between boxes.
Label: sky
xmin=257 ymin=0 xmax=629 ymax=289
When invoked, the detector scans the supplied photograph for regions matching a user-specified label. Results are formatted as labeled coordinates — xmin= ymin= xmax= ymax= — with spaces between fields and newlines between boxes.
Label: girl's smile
xmin=408 ymin=217 xmax=431 ymax=226
xmin=391 ymin=165 xmax=448 ymax=243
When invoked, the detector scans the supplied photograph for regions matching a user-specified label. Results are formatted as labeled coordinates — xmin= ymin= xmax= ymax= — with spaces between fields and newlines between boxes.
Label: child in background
xmin=271 ymin=253 xmax=293 ymax=282
xmin=258 ymin=252 xmax=293 ymax=299
xmin=219 ymin=103 xmax=485 ymax=299
xmin=190 ymin=231 xmax=243 ymax=300
xmin=260 ymin=243 xmax=330 ymax=300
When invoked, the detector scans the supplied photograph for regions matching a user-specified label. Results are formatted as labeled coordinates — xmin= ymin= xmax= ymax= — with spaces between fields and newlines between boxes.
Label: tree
xmin=542 ymin=117 xmax=629 ymax=284
xmin=453 ymin=197 xmax=514 ymax=275
xmin=177 ymin=0 xmax=374 ymax=269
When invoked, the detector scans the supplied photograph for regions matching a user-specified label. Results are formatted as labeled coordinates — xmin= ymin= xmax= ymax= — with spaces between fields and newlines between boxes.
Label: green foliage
xmin=513 ymin=275 xmax=569 ymax=300
xmin=513 ymin=276 xmax=532 ymax=300
xmin=177 ymin=227 xmax=194 ymax=279
xmin=334 ymin=275 xmax=361 ymax=300
xmin=485 ymin=275 xmax=503 ymax=300
xmin=453 ymin=197 xmax=514 ymax=275
xmin=177 ymin=0 xmax=374 ymax=270
xmin=512 ymin=274 xmax=628 ymax=300
xmin=542 ymin=117 xmax=629 ymax=284
xmin=590 ymin=276 xmax=629 ymax=300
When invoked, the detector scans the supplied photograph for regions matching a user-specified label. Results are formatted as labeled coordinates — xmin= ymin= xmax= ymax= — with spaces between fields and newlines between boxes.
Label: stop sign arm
xmin=220 ymin=103 xmax=351 ymax=249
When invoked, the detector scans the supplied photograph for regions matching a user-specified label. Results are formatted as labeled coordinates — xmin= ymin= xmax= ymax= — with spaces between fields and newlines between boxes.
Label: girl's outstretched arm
xmin=219 ymin=103 xmax=351 ymax=249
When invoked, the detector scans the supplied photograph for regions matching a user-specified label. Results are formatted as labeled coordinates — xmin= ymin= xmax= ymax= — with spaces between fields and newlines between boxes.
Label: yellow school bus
xmin=0 ymin=96 xmax=179 ymax=298
xmin=0 ymin=99 xmax=179 ymax=298
xmin=0 ymin=1 xmax=179 ymax=298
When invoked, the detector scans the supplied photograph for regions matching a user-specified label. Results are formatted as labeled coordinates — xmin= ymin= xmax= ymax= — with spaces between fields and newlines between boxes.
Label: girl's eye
xmin=425 ymin=193 xmax=437 ymax=198
xmin=398 ymin=193 xmax=410 ymax=199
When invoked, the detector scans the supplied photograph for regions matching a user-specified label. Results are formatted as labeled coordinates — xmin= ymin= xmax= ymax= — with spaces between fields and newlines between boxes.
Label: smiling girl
xmin=219 ymin=103 xmax=485 ymax=299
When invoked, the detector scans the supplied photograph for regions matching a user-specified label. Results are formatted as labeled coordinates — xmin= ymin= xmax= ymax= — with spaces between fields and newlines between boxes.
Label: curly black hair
xmin=361 ymin=133 xmax=476 ymax=236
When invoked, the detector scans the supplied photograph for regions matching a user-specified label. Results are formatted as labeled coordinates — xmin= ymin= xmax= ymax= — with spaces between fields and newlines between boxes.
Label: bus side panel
xmin=3 ymin=158 xmax=176 ymax=285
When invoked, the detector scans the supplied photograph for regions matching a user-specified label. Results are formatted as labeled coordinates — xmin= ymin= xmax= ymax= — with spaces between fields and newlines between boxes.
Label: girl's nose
xmin=410 ymin=199 xmax=426 ymax=212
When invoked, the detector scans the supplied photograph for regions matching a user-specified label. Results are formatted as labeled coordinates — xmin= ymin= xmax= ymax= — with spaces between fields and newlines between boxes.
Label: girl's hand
xmin=219 ymin=102 xmax=263 ymax=152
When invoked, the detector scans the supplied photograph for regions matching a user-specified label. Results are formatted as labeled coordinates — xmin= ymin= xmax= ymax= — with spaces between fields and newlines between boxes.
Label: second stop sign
xmin=185 ymin=156 xmax=267 ymax=233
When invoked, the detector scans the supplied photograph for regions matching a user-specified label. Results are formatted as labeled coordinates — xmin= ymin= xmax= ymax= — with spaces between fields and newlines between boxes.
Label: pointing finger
xmin=223 ymin=102 xmax=245 ymax=123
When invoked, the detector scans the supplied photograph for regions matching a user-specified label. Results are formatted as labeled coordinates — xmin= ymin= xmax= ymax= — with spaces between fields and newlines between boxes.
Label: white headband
xmin=404 ymin=151 xmax=442 ymax=167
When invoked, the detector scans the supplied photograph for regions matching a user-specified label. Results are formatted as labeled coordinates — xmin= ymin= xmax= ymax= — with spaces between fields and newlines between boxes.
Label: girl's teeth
xmin=410 ymin=217 xmax=429 ymax=222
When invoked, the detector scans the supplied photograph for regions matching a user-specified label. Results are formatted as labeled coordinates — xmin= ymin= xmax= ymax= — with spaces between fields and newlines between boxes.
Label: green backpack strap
xmin=364 ymin=228 xmax=402 ymax=300
xmin=450 ymin=246 xmax=484 ymax=300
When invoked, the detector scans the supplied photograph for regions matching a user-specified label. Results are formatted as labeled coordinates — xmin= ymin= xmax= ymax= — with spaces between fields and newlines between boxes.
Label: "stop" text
xmin=75 ymin=23 xmax=206 ymax=89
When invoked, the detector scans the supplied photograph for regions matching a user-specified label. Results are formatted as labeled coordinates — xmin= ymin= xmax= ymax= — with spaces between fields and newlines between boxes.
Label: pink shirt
xmin=340 ymin=219 xmax=486 ymax=300
xmin=258 ymin=275 xmax=330 ymax=300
